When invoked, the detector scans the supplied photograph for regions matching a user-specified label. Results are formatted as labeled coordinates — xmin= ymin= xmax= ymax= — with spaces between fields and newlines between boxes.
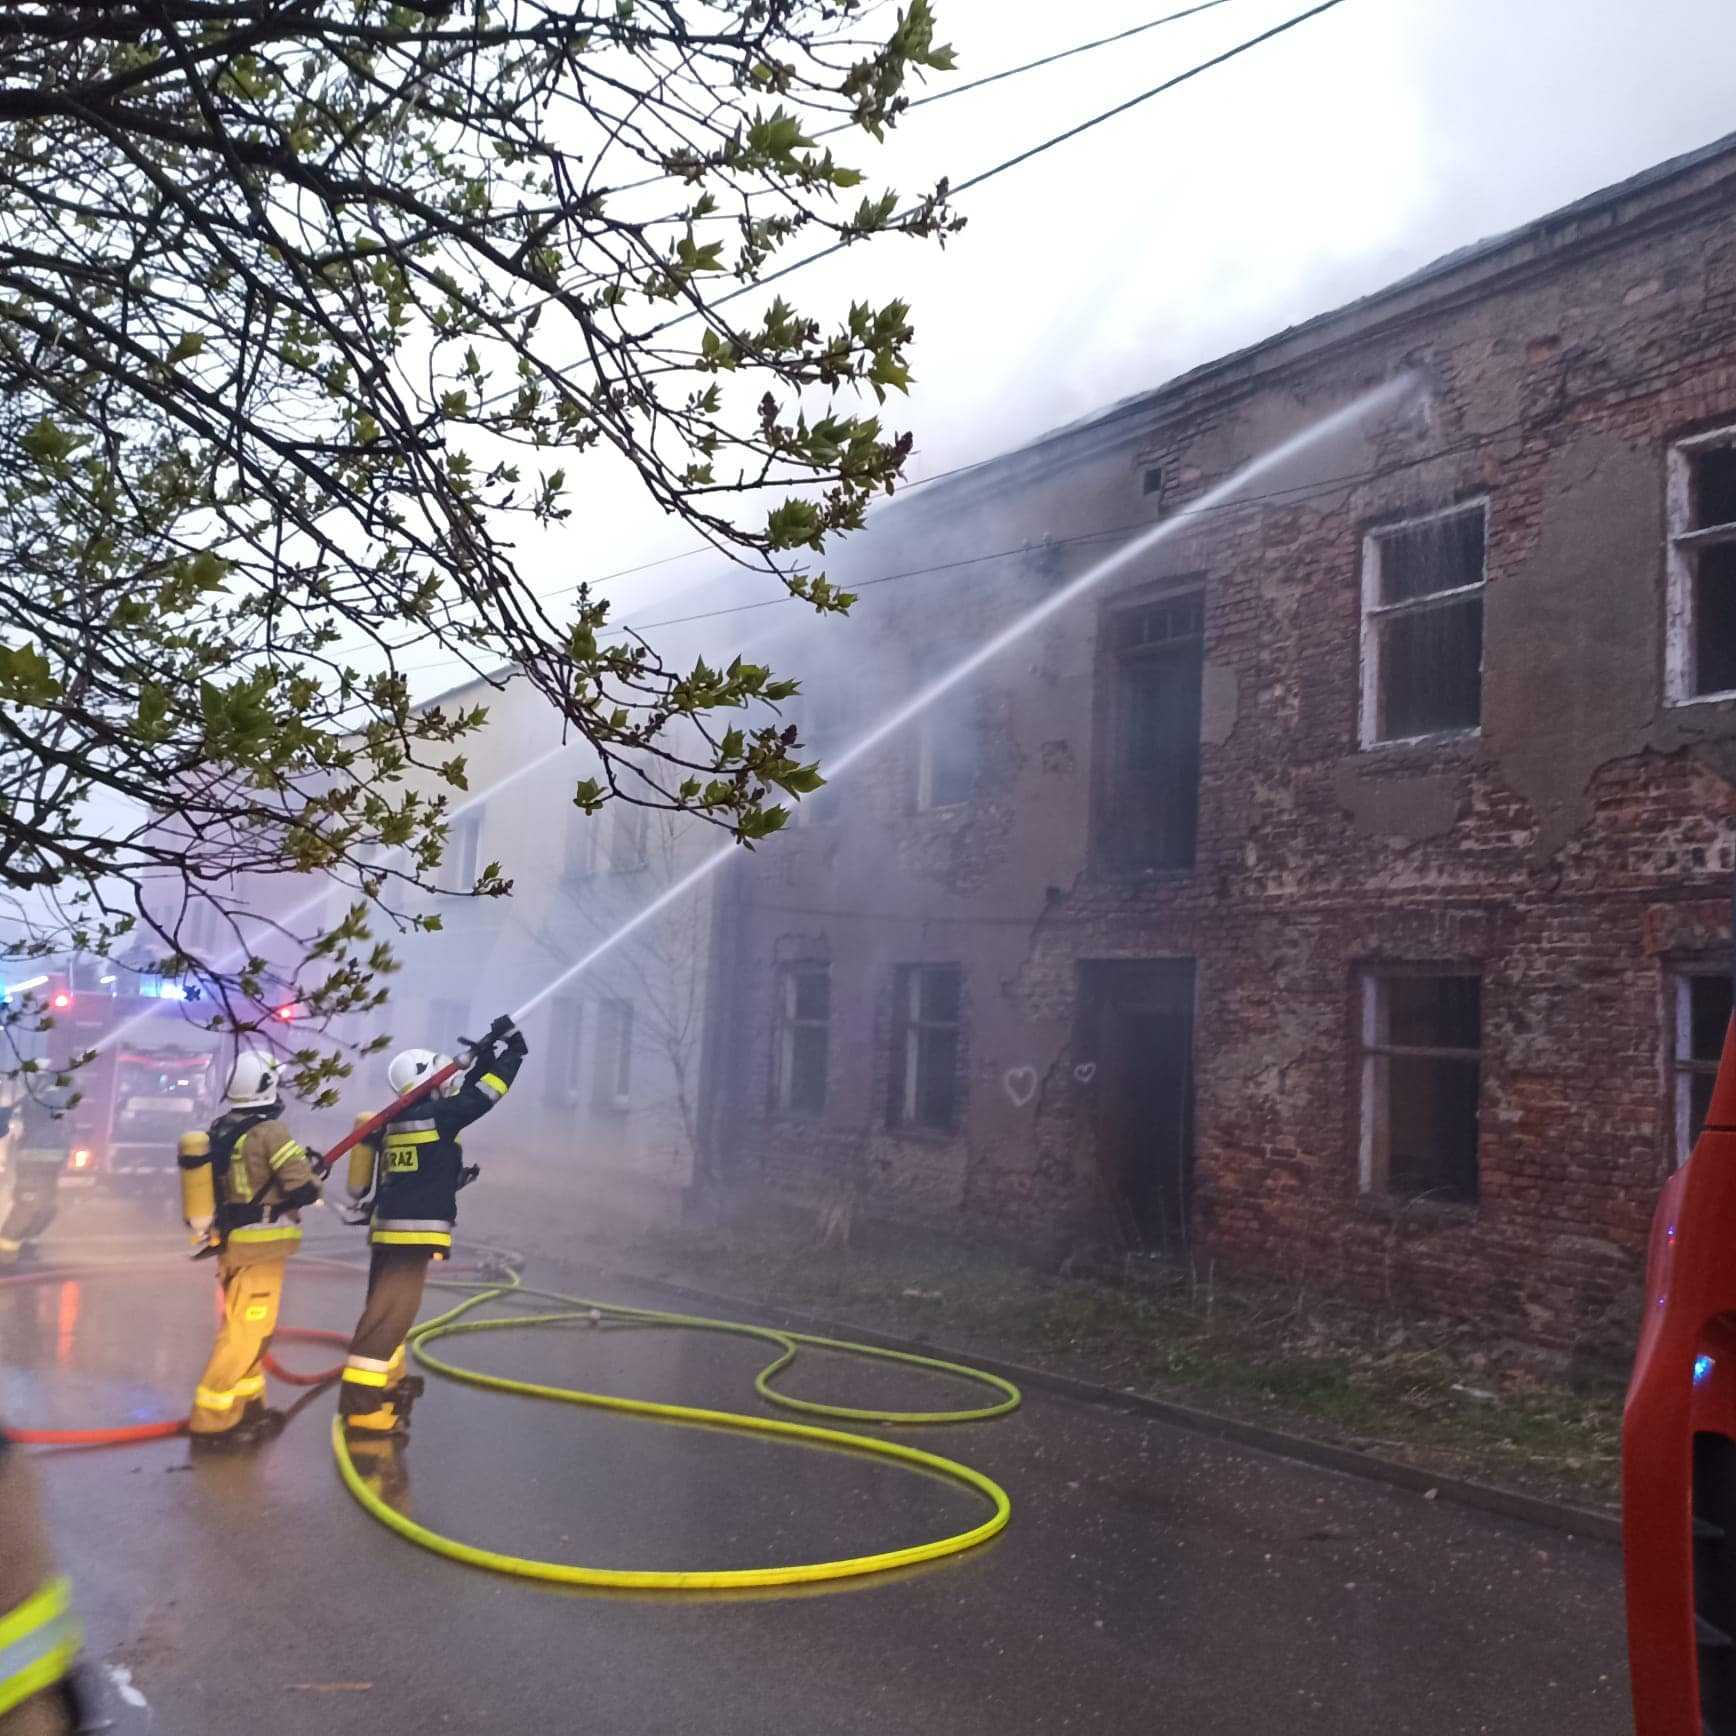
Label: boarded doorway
xmin=1079 ymin=960 xmax=1196 ymax=1251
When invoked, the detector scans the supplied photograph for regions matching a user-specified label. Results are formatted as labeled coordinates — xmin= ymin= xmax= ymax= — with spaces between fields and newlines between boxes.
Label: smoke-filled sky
xmin=428 ymin=0 xmax=1736 ymax=696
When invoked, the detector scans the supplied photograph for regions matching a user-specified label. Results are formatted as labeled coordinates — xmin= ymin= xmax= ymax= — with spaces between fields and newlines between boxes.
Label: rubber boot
xmin=343 ymin=1399 xmax=409 ymax=1442
xmin=347 ymin=1432 xmax=410 ymax=1503
xmin=189 ymin=1400 xmax=285 ymax=1454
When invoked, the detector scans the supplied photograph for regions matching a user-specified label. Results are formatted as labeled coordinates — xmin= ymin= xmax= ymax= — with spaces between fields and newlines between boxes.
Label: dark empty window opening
xmin=1675 ymin=436 xmax=1736 ymax=700
xmin=1362 ymin=503 xmax=1486 ymax=744
xmin=1360 ymin=971 xmax=1481 ymax=1204
xmin=1141 ymin=465 xmax=1163 ymax=499
xmin=890 ymin=964 xmax=963 ymax=1132
xmin=1674 ymin=969 xmax=1734 ymax=1166
xmin=1099 ymin=591 xmax=1203 ymax=872
xmin=774 ymin=965 xmax=831 ymax=1116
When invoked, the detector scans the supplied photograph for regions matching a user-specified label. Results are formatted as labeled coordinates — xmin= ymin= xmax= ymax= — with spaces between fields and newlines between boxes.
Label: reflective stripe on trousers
xmin=371 ymin=1218 xmax=452 ymax=1251
xmin=228 ymin=1222 xmax=302 ymax=1248
xmin=342 ymin=1353 xmax=395 ymax=1390
xmin=0 ymin=1575 xmax=80 ymax=1720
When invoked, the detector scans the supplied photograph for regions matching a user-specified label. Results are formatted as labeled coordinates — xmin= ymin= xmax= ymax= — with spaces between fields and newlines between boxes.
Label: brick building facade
xmin=697 ymin=131 xmax=1736 ymax=1352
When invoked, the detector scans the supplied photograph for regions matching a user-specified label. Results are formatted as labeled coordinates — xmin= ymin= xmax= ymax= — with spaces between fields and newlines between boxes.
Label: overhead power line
xmin=643 ymin=0 xmax=1354 ymax=339
xmin=603 ymin=1 xmax=1244 ymax=199
xmin=843 ymin=1 xmax=1243 ymax=126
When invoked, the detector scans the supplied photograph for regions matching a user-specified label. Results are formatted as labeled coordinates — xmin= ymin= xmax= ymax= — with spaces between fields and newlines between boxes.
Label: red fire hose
xmin=0 ymin=1261 xmax=355 ymax=1445
xmin=3 ymin=1026 xmax=503 ymax=1447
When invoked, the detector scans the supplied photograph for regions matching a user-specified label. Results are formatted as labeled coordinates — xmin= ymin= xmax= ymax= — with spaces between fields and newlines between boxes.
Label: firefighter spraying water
xmin=334 ymin=1015 xmax=528 ymax=1443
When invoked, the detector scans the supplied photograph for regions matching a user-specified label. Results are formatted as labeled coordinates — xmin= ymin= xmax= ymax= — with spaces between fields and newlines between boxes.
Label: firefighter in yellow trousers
xmin=178 ymin=1049 xmax=323 ymax=1449
xmin=0 ymin=1434 xmax=88 ymax=1734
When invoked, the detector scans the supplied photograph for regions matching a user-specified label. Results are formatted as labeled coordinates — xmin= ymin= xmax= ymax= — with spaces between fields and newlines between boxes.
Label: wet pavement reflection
xmin=3 ymin=1197 xmax=1629 ymax=1735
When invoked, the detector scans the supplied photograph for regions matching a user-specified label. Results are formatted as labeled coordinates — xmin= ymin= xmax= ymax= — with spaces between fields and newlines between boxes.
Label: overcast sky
xmin=424 ymin=0 xmax=1736 ymax=694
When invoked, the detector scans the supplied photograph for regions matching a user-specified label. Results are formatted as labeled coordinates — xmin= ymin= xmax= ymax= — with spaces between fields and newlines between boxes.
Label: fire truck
xmin=1 ymin=965 xmax=218 ymax=1188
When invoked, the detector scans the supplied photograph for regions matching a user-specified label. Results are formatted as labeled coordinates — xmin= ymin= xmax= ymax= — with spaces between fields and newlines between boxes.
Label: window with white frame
xmin=592 ymin=997 xmax=634 ymax=1110
xmin=1359 ymin=970 xmax=1481 ymax=1203
xmin=889 ymin=964 xmax=963 ymax=1131
xmin=1667 ymin=429 xmax=1736 ymax=701
xmin=773 ymin=964 xmax=831 ymax=1115
xmin=1671 ymin=968 xmax=1734 ymax=1165
xmin=1359 ymin=502 xmax=1487 ymax=745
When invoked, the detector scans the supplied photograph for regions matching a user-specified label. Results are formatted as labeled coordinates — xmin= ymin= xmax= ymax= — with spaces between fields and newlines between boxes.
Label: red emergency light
xmin=274 ymin=1003 xmax=302 ymax=1022
xmin=49 ymin=990 xmax=72 ymax=1011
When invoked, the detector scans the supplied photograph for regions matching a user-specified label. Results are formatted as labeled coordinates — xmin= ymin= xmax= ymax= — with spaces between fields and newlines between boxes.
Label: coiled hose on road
xmin=3 ymin=1244 xmax=1020 ymax=1590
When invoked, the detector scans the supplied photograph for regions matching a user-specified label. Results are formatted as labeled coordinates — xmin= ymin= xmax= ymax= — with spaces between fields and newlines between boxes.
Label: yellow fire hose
xmin=332 ymin=1272 xmax=1021 ymax=1591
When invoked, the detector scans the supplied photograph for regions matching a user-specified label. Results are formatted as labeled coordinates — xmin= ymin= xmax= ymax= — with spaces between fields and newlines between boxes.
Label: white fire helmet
xmin=387 ymin=1047 xmax=458 ymax=1099
xmin=225 ymin=1048 xmax=280 ymax=1109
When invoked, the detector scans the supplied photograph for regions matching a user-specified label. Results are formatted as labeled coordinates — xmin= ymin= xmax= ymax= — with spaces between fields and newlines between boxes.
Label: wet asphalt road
xmin=3 ymin=1195 xmax=1629 ymax=1735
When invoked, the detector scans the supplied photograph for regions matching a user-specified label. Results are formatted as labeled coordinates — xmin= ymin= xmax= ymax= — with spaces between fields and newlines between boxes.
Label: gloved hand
xmin=186 ymin=1212 xmax=215 ymax=1239
xmin=479 ymin=1012 xmax=525 ymax=1062
xmin=306 ymin=1147 xmax=330 ymax=1179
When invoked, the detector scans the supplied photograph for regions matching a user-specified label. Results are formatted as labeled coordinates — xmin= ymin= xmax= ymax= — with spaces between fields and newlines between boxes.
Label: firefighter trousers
xmin=188 ymin=1257 xmax=284 ymax=1436
xmin=0 ymin=1443 xmax=80 ymax=1735
xmin=0 ymin=1169 xmax=59 ymax=1262
xmin=339 ymin=1247 xmax=434 ymax=1431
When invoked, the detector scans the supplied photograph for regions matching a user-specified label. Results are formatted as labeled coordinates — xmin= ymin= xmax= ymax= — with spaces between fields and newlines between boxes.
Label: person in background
xmin=338 ymin=1015 xmax=527 ymax=1443
xmin=0 ymin=1087 xmax=75 ymax=1269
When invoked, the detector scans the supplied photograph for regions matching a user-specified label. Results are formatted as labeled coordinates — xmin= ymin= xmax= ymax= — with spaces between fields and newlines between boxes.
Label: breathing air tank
xmin=346 ymin=1112 xmax=377 ymax=1201
xmin=177 ymin=1130 xmax=214 ymax=1234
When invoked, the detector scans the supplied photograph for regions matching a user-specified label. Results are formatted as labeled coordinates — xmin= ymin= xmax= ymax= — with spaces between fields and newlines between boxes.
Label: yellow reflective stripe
xmin=372 ymin=1230 xmax=453 ymax=1248
xmin=267 ymin=1139 xmax=305 ymax=1172
xmin=194 ymin=1385 xmax=240 ymax=1411
xmin=0 ymin=1579 xmax=71 ymax=1660
xmin=0 ymin=1577 xmax=80 ymax=1720
xmin=228 ymin=1223 xmax=301 ymax=1244
xmin=342 ymin=1366 xmax=392 ymax=1388
xmin=234 ymin=1374 xmax=265 ymax=1398
xmin=480 ymin=1072 xmax=509 ymax=1096
xmin=0 ymin=1635 xmax=81 ymax=1720
xmin=383 ymin=1130 xmax=441 ymax=1147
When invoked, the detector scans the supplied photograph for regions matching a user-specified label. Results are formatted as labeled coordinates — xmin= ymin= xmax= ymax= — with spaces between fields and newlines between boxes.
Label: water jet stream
xmin=508 ymin=375 xmax=1420 ymax=1026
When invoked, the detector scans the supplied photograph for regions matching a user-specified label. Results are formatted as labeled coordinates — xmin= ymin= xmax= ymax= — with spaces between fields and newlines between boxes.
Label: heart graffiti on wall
xmin=1072 ymin=1062 xmax=1097 ymax=1085
xmin=1002 ymin=1066 xmax=1038 ymax=1108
